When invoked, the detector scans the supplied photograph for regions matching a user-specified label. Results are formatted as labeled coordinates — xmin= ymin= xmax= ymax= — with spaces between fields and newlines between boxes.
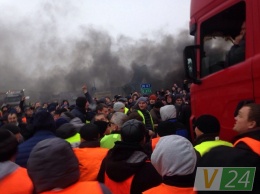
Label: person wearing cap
xmin=147 ymin=94 xmax=157 ymax=111
xmin=133 ymin=97 xmax=155 ymax=142
xmin=15 ymin=111 xmax=56 ymax=168
xmin=73 ymin=124 xmax=109 ymax=181
xmin=113 ymin=102 xmax=125 ymax=113
xmin=0 ymin=130 xmax=33 ymax=194
xmin=143 ymin=135 xmax=197 ymax=194
xmin=100 ymin=112 xmax=128 ymax=149
xmin=118 ymin=98 xmax=130 ymax=114
xmin=27 ymin=138 xmax=111 ymax=194
xmin=56 ymin=123 xmax=80 ymax=148
xmin=0 ymin=123 xmax=24 ymax=143
xmin=193 ymin=114 xmax=232 ymax=156
xmin=97 ymin=119 xmax=161 ymax=194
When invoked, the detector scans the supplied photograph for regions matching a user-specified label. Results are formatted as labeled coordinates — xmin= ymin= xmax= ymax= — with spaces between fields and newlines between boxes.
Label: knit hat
xmin=80 ymin=124 xmax=99 ymax=141
xmin=56 ymin=123 xmax=77 ymax=139
xmin=120 ymin=119 xmax=146 ymax=143
xmin=113 ymin=102 xmax=125 ymax=112
xmin=0 ymin=130 xmax=18 ymax=162
xmin=33 ymin=111 xmax=55 ymax=131
xmin=149 ymin=94 xmax=157 ymax=101
xmin=135 ymin=97 xmax=148 ymax=105
xmin=151 ymin=135 xmax=196 ymax=177
xmin=27 ymin=138 xmax=79 ymax=193
xmin=76 ymin=97 xmax=87 ymax=108
xmin=0 ymin=123 xmax=20 ymax=134
xmin=160 ymin=105 xmax=176 ymax=121
xmin=195 ymin=114 xmax=220 ymax=134
xmin=94 ymin=121 xmax=109 ymax=137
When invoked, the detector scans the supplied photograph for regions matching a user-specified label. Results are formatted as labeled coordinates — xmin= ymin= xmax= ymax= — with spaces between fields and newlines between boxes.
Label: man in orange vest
xmin=143 ymin=135 xmax=197 ymax=194
xmin=0 ymin=130 xmax=33 ymax=194
xmin=27 ymin=138 xmax=111 ymax=194
xmin=97 ymin=119 xmax=161 ymax=194
xmin=74 ymin=123 xmax=109 ymax=181
xmin=197 ymin=103 xmax=260 ymax=193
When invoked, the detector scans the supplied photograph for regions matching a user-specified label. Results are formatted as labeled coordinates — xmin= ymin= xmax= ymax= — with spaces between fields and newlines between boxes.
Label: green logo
xmin=195 ymin=167 xmax=256 ymax=191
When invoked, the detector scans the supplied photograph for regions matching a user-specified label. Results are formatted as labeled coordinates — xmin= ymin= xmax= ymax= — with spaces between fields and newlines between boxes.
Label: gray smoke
xmin=0 ymin=1 xmax=193 ymax=102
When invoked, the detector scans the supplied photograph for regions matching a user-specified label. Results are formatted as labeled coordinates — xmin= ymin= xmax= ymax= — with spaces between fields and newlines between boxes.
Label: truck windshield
xmin=200 ymin=2 xmax=245 ymax=78
xmin=4 ymin=96 xmax=21 ymax=103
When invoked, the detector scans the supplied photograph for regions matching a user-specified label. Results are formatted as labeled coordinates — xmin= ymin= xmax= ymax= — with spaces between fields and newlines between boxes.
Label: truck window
xmin=200 ymin=2 xmax=245 ymax=78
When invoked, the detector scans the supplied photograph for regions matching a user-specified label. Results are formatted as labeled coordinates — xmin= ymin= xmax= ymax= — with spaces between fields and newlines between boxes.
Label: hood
xmin=27 ymin=138 xmax=79 ymax=193
xmin=0 ymin=161 xmax=19 ymax=179
xmin=105 ymin=141 xmax=148 ymax=182
xmin=70 ymin=117 xmax=84 ymax=132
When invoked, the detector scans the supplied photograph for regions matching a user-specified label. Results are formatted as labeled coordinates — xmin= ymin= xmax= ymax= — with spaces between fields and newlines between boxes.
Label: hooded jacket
xmin=27 ymin=138 xmax=111 ymax=194
xmin=0 ymin=161 xmax=33 ymax=194
xmin=97 ymin=141 xmax=161 ymax=194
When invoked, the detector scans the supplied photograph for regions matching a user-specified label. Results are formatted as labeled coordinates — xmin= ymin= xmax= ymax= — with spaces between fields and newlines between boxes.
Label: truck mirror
xmin=183 ymin=45 xmax=201 ymax=84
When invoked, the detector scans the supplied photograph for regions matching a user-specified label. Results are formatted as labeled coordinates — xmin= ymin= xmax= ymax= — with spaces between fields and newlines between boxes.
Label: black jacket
xmin=97 ymin=141 xmax=161 ymax=194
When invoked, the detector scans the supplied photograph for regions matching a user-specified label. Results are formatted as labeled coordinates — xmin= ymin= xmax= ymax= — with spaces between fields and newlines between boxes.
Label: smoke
xmin=0 ymin=1 xmax=193 ymax=102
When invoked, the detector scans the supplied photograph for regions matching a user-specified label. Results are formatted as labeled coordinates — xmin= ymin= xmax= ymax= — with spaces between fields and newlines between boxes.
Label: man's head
xmin=195 ymin=115 xmax=220 ymax=137
xmin=25 ymin=106 xmax=34 ymax=117
xmin=149 ymin=94 xmax=157 ymax=105
xmin=136 ymin=97 xmax=148 ymax=110
xmin=0 ymin=124 xmax=23 ymax=143
xmin=109 ymin=112 xmax=128 ymax=132
xmin=96 ymin=103 xmax=109 ymax=118
xmin=175 ymin=96 xmax=183 ymax=106
xmin=27 ymin=138 xmax=79 ymax=193
xmin=233 ymin=103 xmax=260 ymax=134
xmin=7 ymin=113 xmax=18 ymax=125
xmin=80 ymin=124 xmax=99 ymax=141
xmin=76 ymin=97 xmax=87 ymax=109
xmin=0 ymin=130 xmax=18 ymax=162
xmin=33 ymin=111 xmax=55 ymax=131
xmin=120 ymin=119 xmax=146 ymax=144
xmin=113 ymin=102 xmax=125 ymax=113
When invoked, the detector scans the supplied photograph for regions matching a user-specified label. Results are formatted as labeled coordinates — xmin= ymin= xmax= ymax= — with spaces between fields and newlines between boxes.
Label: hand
xmin=82 ymin=84 xmax=88 ymax=93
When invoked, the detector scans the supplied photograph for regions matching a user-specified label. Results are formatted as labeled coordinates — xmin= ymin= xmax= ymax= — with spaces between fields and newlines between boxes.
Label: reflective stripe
xmin=234 ymin=137 xmax=260 ymax=156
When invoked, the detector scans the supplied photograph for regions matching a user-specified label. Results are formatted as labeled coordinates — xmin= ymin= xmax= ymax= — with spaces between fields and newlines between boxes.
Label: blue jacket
xmin=15 ymin=130 xmax=56 ymax=168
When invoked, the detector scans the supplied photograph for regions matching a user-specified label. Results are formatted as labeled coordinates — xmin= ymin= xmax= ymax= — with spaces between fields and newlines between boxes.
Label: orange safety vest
xmin=151 ymin=137 xmax=160 ymax=151
xmin=104 ymin=173 xmax=134 ymax=194
xmin=73 ymin=147 xmax=109 ymax=181
xmin=143 ymin=183 xmax=196 ymax=194
xmin=234 ymin=137 xmax=260 ymax=156
xmin=40 ymin=181 xmax=103 ymax=194
xmin=0 ymin=167 xmax=33 ymax=194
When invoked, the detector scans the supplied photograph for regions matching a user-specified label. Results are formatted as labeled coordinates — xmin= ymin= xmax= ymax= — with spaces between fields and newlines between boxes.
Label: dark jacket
xmin=71 ymin=106 xmax=87 ymax=123
xmin=15 ymin=130 xmax=56 ymax=168
xmin=197 ymin=129 xmax=260 ymax=193
xmin=97 ymin=141 xmax=161 ymax=194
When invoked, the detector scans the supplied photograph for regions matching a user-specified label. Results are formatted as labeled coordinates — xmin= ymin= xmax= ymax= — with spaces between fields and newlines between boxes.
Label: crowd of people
xmin=0 ymin=81 xmax=260 ymax=194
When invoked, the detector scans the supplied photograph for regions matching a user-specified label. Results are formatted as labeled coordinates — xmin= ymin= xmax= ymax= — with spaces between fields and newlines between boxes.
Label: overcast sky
xmin=0 ymin=0 xmax=190 ymax=40
xmin=0 ymin=0 xmax=192 ymax=95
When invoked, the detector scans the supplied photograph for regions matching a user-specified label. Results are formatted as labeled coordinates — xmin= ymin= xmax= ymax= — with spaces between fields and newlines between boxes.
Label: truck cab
xmin=4 ymin=90 xmax=25 ymax=107
xmin=184 ymin=0 xmax=260 ymax=141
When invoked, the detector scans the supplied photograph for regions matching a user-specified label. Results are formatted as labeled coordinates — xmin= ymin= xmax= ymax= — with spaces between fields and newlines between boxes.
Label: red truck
xmin=184 ymin=0 xmax=260 ymax=141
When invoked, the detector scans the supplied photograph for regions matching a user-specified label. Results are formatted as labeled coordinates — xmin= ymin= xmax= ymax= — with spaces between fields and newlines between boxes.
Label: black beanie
xmin=80 ymin=124 xmax=99 ymax=141
xmin=56 ymin=123 xmax=77 ymax=139
xmin=76 ymin=97 xmax=87 ymax=108
xmin=0 ymin=130 xmax=18 ymax=162
xmin=195 ymin=115 xmax=220 ymax=134
xmin=94 ymin=121 xmax=109 ymax=137
xmin=33 ymin=111 xmax=55 ymax=131
xmin=0 ymin=124 xmax=20 ymax=134
xmin=121 ymin=119 xmax=146 ymax=143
